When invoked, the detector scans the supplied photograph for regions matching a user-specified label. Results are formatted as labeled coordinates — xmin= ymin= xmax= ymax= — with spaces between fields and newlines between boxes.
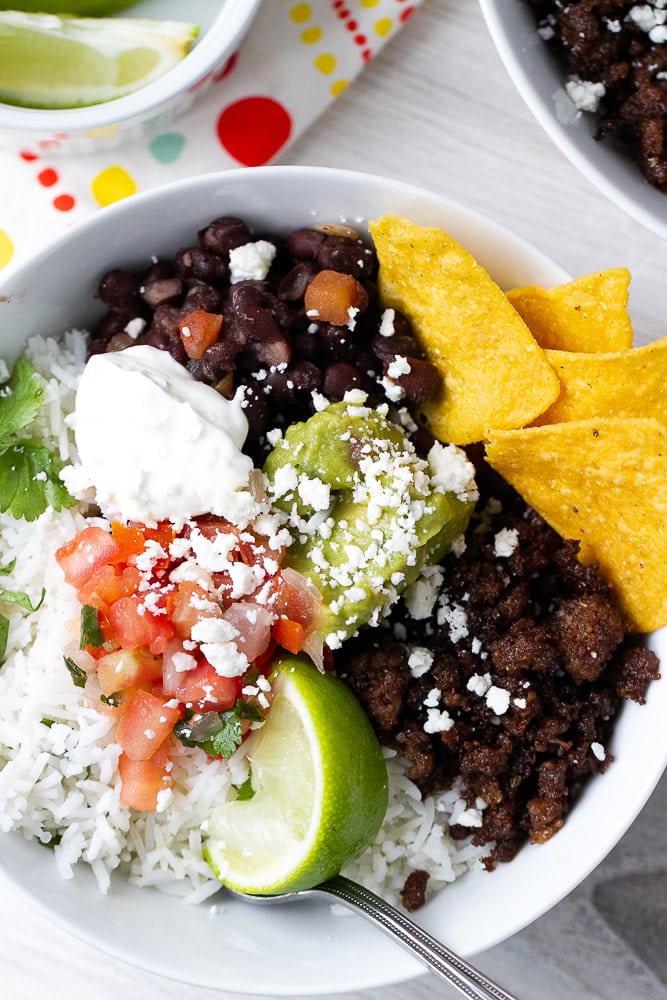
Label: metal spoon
xmin=227 ymin=873 xmax=520 ymax=1000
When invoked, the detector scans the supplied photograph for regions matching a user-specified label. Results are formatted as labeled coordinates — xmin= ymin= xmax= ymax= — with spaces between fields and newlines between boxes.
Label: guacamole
xmin=264 ymin=394 xmax=476 ymax=649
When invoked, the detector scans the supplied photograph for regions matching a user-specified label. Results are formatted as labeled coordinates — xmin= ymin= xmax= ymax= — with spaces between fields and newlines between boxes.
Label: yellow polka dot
xmin=360 ymin=0 xmax=380 ymax=6
xmin=330 ymin=79 xmax=349 ymax=97
xmin=314 ymin=53 xmax=336 ymax=75
xmin=290 ymin=3 xmax=311 ymax=23
xmin=0 ymin=228 xmax=14 ymax=271
xmin=301 ymin=25 xmax=322 ymax=44
xmin=91 ymin=165 xmax=137 ymax=208
xmin=374 ymin=17 xmax=393 ymax=36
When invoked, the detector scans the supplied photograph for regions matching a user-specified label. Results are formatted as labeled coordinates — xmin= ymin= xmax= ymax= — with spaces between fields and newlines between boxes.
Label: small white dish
xmin=479 ymin=0 xmax=667 ymax=240
xmin=0 ymin=0 xmax=262 ymax=155
xmin=0 ymin=166 xmax=665 ymax=995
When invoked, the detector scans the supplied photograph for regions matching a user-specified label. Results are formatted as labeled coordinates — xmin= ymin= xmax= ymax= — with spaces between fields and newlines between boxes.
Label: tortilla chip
xmin=485 ymin=418 xmax=667 ymax=632
xmin=535 ymin=338 xmax=667 ymax=425
xmin=370 ymin=215 xmax=559 ymax=445
xmin=506 ymin=269 xmax=633 ymax=352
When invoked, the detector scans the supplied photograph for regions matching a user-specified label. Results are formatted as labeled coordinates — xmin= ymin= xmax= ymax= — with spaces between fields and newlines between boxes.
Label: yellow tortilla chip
xmin=370 ymin=215 xmax=559 ymax=445
xmin=506 ymin=269 xmax=633 ymax=352
xmin=535 ymin=338 xmax=667 ymax=425
xmin=485 ymin=418 xmax=667 ymax=632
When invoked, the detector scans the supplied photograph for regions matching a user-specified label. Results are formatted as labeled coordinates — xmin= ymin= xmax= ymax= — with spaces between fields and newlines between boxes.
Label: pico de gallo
xmin=55 ymin=517 xmax=323 ymax=812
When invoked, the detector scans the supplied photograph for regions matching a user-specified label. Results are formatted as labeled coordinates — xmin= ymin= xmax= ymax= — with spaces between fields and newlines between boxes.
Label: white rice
xmin=0 ymin=334 xmax=486 ymax=906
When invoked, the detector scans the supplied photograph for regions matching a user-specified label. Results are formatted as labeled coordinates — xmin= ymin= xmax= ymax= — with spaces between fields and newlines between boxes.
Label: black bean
xmin=174 ymin=247 xmax=227 ymax=284
xmin=317 ymin=322 xmax=359 ymax=364
xmin=96 ymin=269 xmax=142 ymax=310
xmin=141 ymin=277 xmax=184 ymax=308
xmin=231 ymin=283 xmax=291 ymax=368
xmin=183 ymin=283 xmax=224 ymax=313
xmin=372 ymin=332 xmax=424 ymax=363
xmin=287 ymin=228 xmax=325 ymax=260
xmin=152 ymin=304 xmax=184 ymax=339
xmin=198 ymin=217 xmax=251 ymax=255
xmin=237 ymin=381 xmax=270 ymax=442
xmin=94 ymin=310 xmax=136 ymax=343
xmin=322 ymin=362 xmax=364 ymax=401
xmin=278 ymin=261 xmax=318 ymax=301
xmin=262 ymin=361 xmax=321 ymax=400
xmin=393 ymin=358 xmax=442 ymax=403
xmin=201 ymin=340 xmax=240 ymax=382
xmin=317 ymin=236 xmax=376 ymax=278
xmin=140 ymin=261 xmax=175 ymax=283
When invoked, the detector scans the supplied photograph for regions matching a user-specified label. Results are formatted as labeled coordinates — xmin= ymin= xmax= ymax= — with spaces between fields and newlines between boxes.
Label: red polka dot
xmin=400 ymin=5 xmax=415 ymax=20
xmin=38 ymin=167 xmax=58 ymax=187
xmin=53 ymin=193 xmax=75 ymax=212
xmin=347 ymin=19 xmax=358 ymax=31
xmin=337 ymin=7 xmax=349 ymax=18
xmin=354 ymin=34 xmax=367 ymax=45
xmin=20 ymin=150 xmax=38 ymax=161
xmin=214 ymin=51 xmax=238 ymax=81
xmin=333 ymin=0 xmax=345 ymax=8
xmin=362 ymin=48 xmax=372 ymax=63
xmin=216 ymin=96 xmax=292 ymax=167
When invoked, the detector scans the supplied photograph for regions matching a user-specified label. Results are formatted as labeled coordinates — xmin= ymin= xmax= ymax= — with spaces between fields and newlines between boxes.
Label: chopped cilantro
xmin=0 ymin=560 xmax=45 ymax=664
xmin=100 ymin=692 xmax=120 ymax=707
xmin=0 ymin=360 xmax=74 ymax=522
xmin=80 ymin=605 xmax=105 ymax=650
xmin=173 ymin=699 xmax=265 ymax=759
xmin=41 ymin=718 xmax=55 ymax=728
xmin=64 ymin=655 xmax=87 ymax=689
xmin=235 ymin=774 xmax=255 ymax=801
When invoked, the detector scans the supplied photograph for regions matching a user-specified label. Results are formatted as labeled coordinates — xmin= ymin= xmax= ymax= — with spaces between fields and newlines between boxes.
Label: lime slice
xmin=0 ymin=1 xmax=137 ymax=14
xmin=0 ymin=11 xmax=199 ymax=109
xmin=205 ymin=657 xmax=388 ymax=895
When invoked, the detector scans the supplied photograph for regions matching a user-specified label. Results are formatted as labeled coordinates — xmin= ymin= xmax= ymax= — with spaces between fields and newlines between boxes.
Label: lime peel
xmin=205 ymin=656 xmax=389 ymax=895
xmin=0 ymin=11 xmax=199 ymax=109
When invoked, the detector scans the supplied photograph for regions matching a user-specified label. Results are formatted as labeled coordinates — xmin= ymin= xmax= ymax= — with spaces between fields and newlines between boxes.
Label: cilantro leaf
xmin=80 ymin=605 xmax=105 ymax=649
xmin=235 ymin=774 xmax=255 ymax=801
xmin=0 ymin=360 xmax=44 ymax=446
xmin=0 ymin=440 xmax=74 ymax=521
xmin=64 ymin=655 xmax=87 ymax=689
xmin=0 ymin=575 xmax=45 ymax=664
xmin=0 ymin=614 xmax=8 ymax=664
xmin=173 ymin=699 xmax=265 ymax=760
xmin=0 ymin=585 xmax=45 ymax=613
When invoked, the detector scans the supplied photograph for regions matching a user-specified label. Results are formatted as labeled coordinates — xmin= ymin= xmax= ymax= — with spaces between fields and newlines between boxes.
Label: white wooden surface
xmin=2 ymin=2 xmax=666 ymax=998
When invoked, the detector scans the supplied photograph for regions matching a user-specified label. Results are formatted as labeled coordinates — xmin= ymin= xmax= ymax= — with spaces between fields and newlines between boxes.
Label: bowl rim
xmin=478 ymin=0 xmax=667 ymax=241
xmin=0 ymin=165 xmax=665 ymax=995
xmin=0 ymin=0 xmax=262 ymax=132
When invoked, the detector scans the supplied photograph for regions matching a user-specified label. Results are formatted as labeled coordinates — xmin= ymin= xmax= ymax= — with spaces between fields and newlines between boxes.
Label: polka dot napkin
xmin=0 ymin=0 xmax=421 ymax=275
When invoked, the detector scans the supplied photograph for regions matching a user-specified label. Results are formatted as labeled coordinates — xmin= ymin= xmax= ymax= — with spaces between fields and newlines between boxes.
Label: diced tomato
xmin=110 ymin=521 xmax=175 ymax=562
xmin=165 ymin=581 xmax=222 ymax=639
xmin=55 ymin=527 xmax=120 ymax=589
xmin=97 ymin=648 xmax=163 ymax=696
xmin=178 ymin=309 xmax=223 ymax=360
xmin=167 ymin=658 xmax=240 ymax=710
xmin=272 ymin=616 xmax=305 ymax=655
xmin=77 ymin=563 xmax=142 ymax=613
xmin=115 ymin=690 xmax=181 ymax=761
xmin=108 ymin=595 xmax=175 ymax=655
xmin=118 ymin=744 xmax=172 ymax=812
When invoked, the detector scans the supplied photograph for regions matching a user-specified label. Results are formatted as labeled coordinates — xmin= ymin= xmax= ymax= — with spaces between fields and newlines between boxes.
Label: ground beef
xmin=529 ymin=0 xmax=667 ymax=191
xmin=336 ymin=457 xmax=661 ymax=879
xmin=400 ymin=869 xmax=430 ymax=912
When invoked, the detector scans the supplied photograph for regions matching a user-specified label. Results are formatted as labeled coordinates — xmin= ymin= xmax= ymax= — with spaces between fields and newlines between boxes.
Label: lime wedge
xmin=0 ymin=11 xmax=199 ymax=109
xmin=205 ymin=657 xmax=388 ymax=895
xmin=0 ymin=1 xmax=137 ymax=14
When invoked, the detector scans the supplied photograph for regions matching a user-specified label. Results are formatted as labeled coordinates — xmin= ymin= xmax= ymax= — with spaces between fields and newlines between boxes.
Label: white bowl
xmin=0 ymin=166 xmax=665 ymax=995
xmin=0 ymin=0 xmax=262 ymax=155
xmin=478 ymin=0 xmax=667 ymax=240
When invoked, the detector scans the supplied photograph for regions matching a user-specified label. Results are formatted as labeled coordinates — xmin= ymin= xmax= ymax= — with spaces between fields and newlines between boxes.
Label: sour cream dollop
xmin=63 ymin=345 xmax=261 ymax=527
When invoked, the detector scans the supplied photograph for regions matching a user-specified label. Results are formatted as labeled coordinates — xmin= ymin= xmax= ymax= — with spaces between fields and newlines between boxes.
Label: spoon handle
xmin=314 ymin=874 xmax=519 ymax=1000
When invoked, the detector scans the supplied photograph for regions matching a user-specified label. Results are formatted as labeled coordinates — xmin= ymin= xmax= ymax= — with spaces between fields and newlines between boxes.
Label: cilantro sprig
xmin=80 ymin=605 xmax=105 ymax=650
xmin=173 ymin=700 xmax=264 ymax=759
xmin=0 ymin=359 xmax=74 ymax=521
xmin=0 ymin=558 xmax=45 ymax=664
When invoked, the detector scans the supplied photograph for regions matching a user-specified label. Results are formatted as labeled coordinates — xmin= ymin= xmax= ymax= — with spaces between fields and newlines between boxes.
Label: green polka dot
xmin=149 ymin=132 xmax=186 ymax=164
